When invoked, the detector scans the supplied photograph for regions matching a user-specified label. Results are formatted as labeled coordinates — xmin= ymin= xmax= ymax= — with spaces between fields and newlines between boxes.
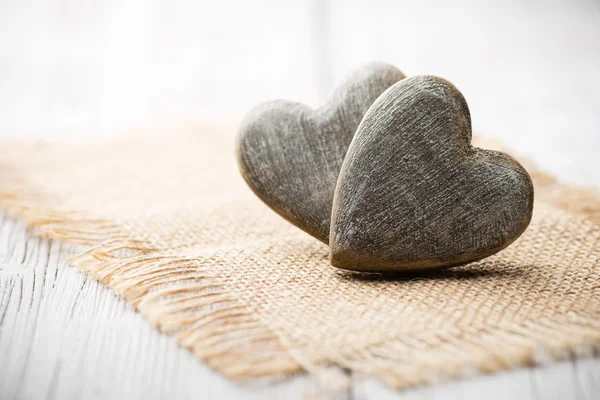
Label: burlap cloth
xmin=1 ymin=126 xmax=599 ymax=390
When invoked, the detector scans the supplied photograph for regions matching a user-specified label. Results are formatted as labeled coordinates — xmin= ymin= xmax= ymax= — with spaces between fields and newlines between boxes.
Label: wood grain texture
xmin=330 ymin=76 xmax=533 ymax=271
xmin=236 ymin=62 xmax=405 ymax=243
xmin=0 ymin=0 xmax=599 ymax=398
xmin=354 ymin=357 xmax=600 ymax=400
xmin=1 ymin=206 xmax=598 ymax=400
xmin=0 ymin=210 xmax=324 ymax=400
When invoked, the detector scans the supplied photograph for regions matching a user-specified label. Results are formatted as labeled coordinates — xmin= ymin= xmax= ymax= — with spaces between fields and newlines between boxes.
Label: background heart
xmin=330 ymin=75 xmax=534 ymax=271
xmin=236 ymin=62 xmax=405 ymax=243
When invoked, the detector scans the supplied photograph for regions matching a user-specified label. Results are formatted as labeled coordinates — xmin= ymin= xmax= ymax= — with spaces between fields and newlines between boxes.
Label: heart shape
xmin=330 ymin=75 xmax=534 ymax=272
xmin=236 ymin=63 xmax=405 ymax=242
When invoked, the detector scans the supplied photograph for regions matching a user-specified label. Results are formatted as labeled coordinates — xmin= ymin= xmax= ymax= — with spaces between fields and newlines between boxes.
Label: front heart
xmin=330 ymin=75 xmax=534 ymax=272
xmin=236 ymin=63 xmax=405 ymax=243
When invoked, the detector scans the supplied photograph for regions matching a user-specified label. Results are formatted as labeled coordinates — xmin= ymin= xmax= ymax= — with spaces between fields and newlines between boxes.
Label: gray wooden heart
xmin=330 ymin=75 xmax=534 ymax=272
xmin=236 ymin=63 xmax=405 ymax=243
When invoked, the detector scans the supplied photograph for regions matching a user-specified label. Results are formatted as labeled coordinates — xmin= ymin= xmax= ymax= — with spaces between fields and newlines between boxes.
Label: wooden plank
xmin=1 ymin=1 xmax=599 ymax=399
xmin=0 ymin=210 xmax=325 ymax=399
xmin=355 ymin=358 xmax=600 ymax=400
xmin=529 ymin=357 xmax=600 ymax=400
xmin=1 ymin=205 xmax=599 ymax=400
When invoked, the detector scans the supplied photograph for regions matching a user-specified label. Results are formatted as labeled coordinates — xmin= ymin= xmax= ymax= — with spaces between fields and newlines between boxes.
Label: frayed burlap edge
xmin=1 ymin=138 xmax=600 ymax=392
xmin=0 ymin=196 xmax=304 ymax=380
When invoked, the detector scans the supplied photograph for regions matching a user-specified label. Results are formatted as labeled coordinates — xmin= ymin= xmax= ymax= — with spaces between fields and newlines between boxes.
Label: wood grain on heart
xmin=236 ymin=63 xmax=405 ymax=243
xmin=330 ymin=75 xmax=534 ymax=272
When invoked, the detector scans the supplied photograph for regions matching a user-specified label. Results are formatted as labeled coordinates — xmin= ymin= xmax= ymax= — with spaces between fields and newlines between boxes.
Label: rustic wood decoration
xmin=236 ymin=62 xmax=405 ymax=243
xmin=330 ymin=75 xmax=534 ymax=272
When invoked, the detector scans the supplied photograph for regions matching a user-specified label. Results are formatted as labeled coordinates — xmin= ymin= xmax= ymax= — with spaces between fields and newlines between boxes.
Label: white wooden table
xmin=1 ymin=0 xmax=599 ymax=398
xmin=1 ymin=210 xmax=599 ymax=399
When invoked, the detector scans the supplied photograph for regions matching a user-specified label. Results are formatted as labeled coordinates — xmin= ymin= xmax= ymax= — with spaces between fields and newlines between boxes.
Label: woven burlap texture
xmin=1 ymin=127 xmax=599 ymax=390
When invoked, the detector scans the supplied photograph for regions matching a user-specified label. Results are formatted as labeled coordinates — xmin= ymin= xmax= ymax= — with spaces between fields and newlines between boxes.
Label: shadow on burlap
xmin=0 ymin=128 xmax=598 ymax=391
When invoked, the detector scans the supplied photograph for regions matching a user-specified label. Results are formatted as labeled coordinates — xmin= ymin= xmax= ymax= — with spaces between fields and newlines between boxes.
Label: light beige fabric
xmin=1 ymin=126 xmax=599 ymax=390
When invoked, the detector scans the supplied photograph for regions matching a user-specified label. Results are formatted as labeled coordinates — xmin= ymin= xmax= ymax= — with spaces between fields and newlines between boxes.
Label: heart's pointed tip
xmin=329 ymin=246 xmax=440 ymax=274
xmin=328 ymin=243 xmax=344 ymax=267
xmin=329 ymin=243 xmax=401 ymax=273
xmin=329 ymin=244 xmax=363 ymax=271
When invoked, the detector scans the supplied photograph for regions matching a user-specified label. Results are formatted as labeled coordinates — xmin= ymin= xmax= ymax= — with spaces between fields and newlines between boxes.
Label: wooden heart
xmin=330 ymin=75 xmax=534 ymax=272
xmin=236 ymin=63 xmax=405 ymax=243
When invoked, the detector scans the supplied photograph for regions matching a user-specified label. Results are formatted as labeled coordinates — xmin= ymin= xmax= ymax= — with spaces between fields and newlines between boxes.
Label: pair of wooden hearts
xmin=236 ymin=63 xmax=533 ymax=272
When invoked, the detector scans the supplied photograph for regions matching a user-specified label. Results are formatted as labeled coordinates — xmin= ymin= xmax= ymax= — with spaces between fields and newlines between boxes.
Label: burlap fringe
xmin=1 ymin=179 xmax=600 ymax=393
xmin=334 ymin=318 xmax=600 ymax=388
xmin=0 ymin=194 xmax=305 ymax=381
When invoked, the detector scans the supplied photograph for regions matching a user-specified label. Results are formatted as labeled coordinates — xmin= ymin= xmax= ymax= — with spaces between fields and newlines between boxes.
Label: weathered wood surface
xmin=237 ymin=62 xmax=404 ymax=243
xmin=331 ymin=76 xmax=533 ymax=271
xmin=1 ymin=0 xmax=600 ymax=398
xmin=0 ymin=210 xmax=321 ymax=400
xmin=1 ymin=210 xmax=599 ymax=399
